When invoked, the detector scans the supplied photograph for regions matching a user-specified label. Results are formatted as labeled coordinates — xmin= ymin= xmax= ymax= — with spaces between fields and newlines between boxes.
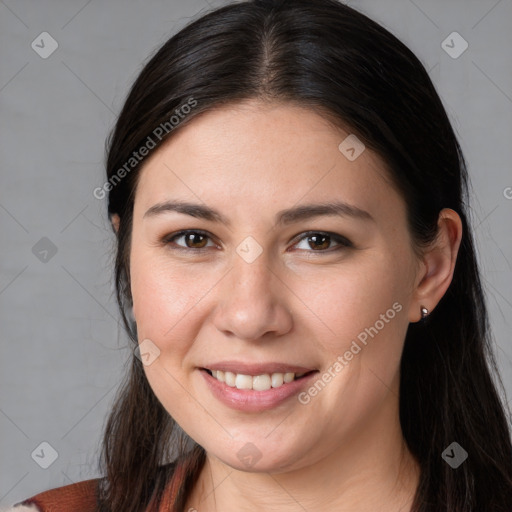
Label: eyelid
xmin=162 ymin=229 xmax=353 ymax=252
xmin=289 ymin=230 xmax=353 ymax=251
xmin=162 ymin=229 xmax=219 ymax=250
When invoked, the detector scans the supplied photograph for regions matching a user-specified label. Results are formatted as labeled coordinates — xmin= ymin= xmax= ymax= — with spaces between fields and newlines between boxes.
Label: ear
xmin=111 ymin=213 xmax=120 ymax=234
xmin=408 ymin=208 xmax=463 ymax=323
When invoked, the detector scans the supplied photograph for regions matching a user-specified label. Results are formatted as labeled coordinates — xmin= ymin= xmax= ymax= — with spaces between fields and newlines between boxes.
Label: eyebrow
xmin=143 ymin=200 xmax=374 ymax=226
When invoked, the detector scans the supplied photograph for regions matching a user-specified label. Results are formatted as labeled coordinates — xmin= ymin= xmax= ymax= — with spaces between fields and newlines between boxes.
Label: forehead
xmin=133 ymin=100 xmax=403 ymax=222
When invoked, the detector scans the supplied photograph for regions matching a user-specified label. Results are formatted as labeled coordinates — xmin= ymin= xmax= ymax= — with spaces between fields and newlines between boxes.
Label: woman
xmin=11 ymin=0 xmax=512 ymax=510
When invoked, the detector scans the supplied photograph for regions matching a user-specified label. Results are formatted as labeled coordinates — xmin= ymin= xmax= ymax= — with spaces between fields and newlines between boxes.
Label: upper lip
xmin=201 ymin=361 xmax=318 ymax=376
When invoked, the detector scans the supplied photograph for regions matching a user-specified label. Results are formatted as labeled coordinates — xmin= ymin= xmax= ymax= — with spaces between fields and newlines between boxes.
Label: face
xmin=128 ymin=100 xmax=421 ymax=473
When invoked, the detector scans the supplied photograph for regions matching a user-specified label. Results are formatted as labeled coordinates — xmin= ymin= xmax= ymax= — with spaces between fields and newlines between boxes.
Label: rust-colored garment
xmin=12 ymin=461 xmax=186 ymax=512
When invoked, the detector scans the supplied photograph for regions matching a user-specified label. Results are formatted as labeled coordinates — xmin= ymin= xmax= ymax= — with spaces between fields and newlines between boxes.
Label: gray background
xmin=1 ymin=0 xmax=511 ymax=506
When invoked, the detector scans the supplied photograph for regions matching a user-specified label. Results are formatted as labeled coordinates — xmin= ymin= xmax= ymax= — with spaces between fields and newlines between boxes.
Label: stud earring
xmin=420 ymin=305 xmax=429 ymax=320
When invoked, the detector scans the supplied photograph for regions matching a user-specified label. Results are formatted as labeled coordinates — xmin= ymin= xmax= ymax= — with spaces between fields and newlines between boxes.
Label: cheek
xmin=300 ymin=254 xmax=409 ymax=354
xmin=293 ymin=254 xmax=411 ymax=432
xmin=129 ymin=248 xmax=222 ymax=356
xmin=129 ymin=252 xmax=212 ymax=417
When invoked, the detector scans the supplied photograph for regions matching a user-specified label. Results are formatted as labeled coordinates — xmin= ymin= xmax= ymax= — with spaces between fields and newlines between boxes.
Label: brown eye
xmin=163 ymin=230 xmax=216 ymax=250
xmin=183 ymin=232 xmax=208 ymax=248
xmin=293 ymin=231 xmax=353 ymax=252
xmin=307 ymin=233 xmax=331 ymax=250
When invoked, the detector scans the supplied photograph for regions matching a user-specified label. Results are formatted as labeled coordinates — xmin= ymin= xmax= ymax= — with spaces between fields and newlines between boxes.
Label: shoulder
xmin=5 ymin=477 xmax=100 ymax=512
xmin=4 ymin=459 xmax=187 ymax=512
xmin=0 ymin=506 xmax=39 ymax=512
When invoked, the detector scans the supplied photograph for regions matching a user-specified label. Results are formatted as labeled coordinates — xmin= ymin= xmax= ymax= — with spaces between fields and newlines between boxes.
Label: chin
xmin=214 ymin=447 xmax=302 ymax=474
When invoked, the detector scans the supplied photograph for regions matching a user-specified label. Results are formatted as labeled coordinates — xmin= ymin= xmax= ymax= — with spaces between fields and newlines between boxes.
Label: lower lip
xmin=199 ymin=369 xmax=318 ymax=412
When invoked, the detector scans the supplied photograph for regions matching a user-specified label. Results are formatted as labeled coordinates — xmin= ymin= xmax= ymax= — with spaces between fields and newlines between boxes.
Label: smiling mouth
xmin=202 ymin=368 xmax=318 ymax=391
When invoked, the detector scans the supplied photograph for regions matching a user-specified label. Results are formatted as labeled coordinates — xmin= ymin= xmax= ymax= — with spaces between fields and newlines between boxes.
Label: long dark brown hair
xmin=97 ymin=0 xmax=512 ymax=510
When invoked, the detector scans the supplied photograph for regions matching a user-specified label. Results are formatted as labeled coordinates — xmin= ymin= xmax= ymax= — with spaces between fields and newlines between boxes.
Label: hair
xmin=97 ymin=0 xmax=512 ymax=510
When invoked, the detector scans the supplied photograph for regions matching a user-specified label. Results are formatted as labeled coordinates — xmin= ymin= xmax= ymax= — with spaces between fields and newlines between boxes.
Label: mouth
xmin=201 ymin=368 xmax=318 ymax=392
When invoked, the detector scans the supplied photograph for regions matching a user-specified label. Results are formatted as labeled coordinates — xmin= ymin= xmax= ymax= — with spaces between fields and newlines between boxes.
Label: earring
xmin=420 ymin=305 xmax=429 ymax=320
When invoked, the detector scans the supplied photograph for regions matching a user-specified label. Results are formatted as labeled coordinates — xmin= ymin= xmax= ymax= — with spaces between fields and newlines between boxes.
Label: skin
xmin=112 ymin=99 xmax=462 ymax=512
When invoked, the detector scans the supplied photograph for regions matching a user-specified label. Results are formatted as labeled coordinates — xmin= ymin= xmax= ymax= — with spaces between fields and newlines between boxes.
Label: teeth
xmin=235 ymin=373 xmax=253 ymax=390
xmin=253 ymin=374 xmax=272 ymax=391
xmin=271 ymin=373 xmax=284 ymax=388
xmin=209 ymin=370 xmax=308 ymax=391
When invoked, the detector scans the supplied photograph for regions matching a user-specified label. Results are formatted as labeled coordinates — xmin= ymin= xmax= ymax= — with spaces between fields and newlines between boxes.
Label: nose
xmin=212 ymin=252 xmax=293 ymax=342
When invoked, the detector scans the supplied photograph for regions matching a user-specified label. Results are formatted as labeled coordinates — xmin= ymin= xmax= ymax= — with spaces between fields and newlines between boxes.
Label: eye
xmin=291 ymin=231 xmax=353 ymax=252
xmin=162 ymin=230 xmax=218 ymax=251
xmin=161 ymin=229 xmax=353 ymax=253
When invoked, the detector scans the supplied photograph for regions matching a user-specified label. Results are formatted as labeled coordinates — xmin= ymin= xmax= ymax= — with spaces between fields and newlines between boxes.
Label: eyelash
xmin=161 ymin=229 xmax=353 ymax=254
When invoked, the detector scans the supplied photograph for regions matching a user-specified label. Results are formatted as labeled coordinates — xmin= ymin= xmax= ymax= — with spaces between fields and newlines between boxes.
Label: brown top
xmin=12 ymin=460 xmax=187 ymax=512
